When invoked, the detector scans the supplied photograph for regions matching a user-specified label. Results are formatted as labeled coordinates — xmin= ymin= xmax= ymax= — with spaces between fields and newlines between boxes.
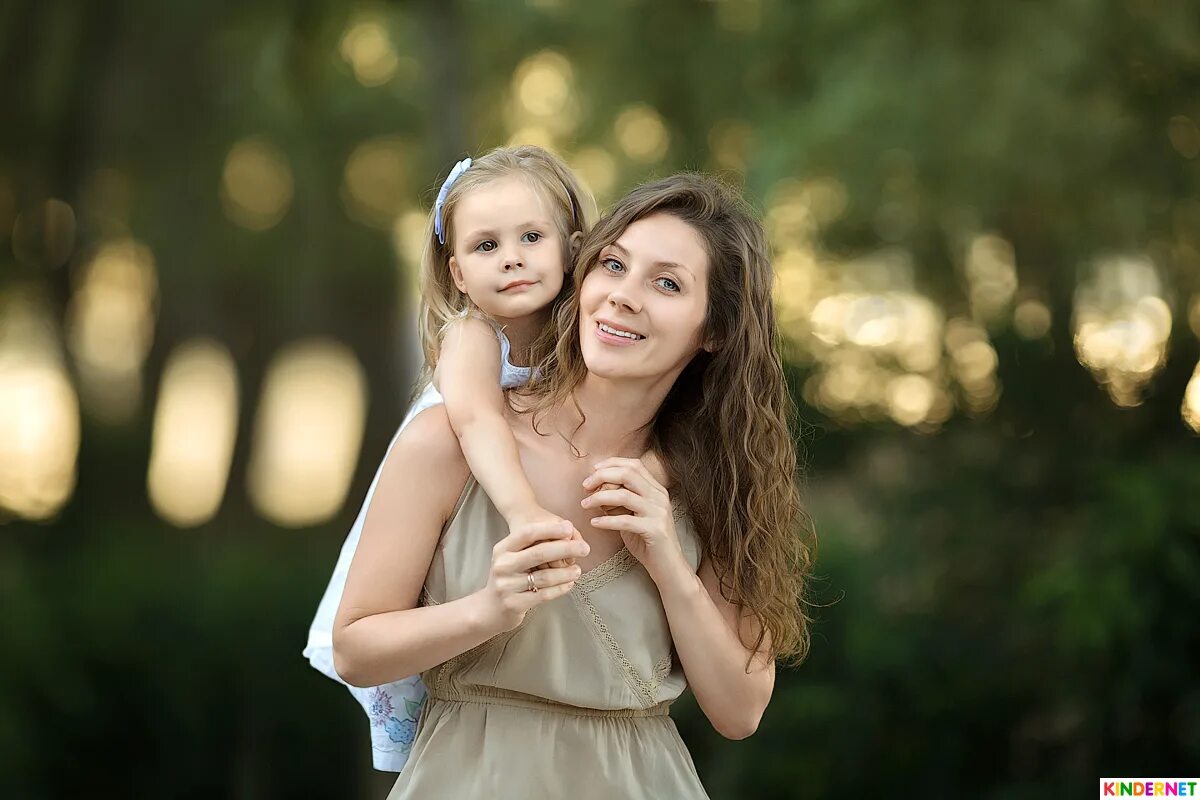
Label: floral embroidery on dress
xmin=385 ymin=716 xmax=417 ymax=749
xmin=368 ymin=687 xmax=395 ymax=727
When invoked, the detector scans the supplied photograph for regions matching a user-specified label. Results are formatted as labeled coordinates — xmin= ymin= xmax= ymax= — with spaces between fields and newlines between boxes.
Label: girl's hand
xmin=479 ymin=520 xmax=590 ymax=632
xmin=581 ymin=456 xmax=688 ymax=585
xmin=506 ymin=506 xmax=584 ymax=571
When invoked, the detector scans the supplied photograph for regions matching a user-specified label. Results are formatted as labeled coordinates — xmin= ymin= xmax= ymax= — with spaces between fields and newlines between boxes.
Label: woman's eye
xmin=476 ymin=240 xmax=497 ymax=253
xmin=656 ymin=277 xmax=681 ymax=293
xmin=602 ymin=257 xmax=625 ymax=273
xmin=522 ymin=231 xmax=542 ymax=244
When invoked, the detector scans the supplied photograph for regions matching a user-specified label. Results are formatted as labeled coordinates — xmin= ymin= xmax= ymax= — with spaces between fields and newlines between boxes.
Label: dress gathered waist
xmin=427 ymin=684 xmax=672 ymax=719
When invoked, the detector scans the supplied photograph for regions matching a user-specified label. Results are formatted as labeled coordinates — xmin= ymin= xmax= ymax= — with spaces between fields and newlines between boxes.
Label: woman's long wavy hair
xmin=415 ymin=145 xmax=593 ymax=389
xmin=521 ymin=173 xmax=816 ymax=668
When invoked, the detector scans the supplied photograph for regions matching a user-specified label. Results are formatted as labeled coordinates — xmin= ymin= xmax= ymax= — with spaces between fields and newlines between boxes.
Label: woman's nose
xmin=607 ymin=287 xmax=641 ymax=314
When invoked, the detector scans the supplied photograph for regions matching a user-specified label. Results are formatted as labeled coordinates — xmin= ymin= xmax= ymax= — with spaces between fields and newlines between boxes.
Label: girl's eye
xmin=476 ymin=240 xmax=497 ymax=253
xmin=656 ymin=277 xmax=681 ymax=293
xmin=601 ymin=257 xmax=625 ymax=273
xmin=522 ymin=231 xmax=542 ymax=244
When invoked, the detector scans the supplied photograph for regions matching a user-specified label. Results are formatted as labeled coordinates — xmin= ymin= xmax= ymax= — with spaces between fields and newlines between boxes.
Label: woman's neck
xmin=548 ymin=372 xmax=675 ymax=460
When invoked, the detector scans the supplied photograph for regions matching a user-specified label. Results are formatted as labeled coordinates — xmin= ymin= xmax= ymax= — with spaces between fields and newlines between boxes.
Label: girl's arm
xmin=332 ymin=406 xmax=586 ymax=687
xmin=436 ymin=316 xmax=560 ymax=529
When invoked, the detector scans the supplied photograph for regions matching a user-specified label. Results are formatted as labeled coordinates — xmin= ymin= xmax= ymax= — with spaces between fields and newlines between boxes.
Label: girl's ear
xmin=448 ymin=255 xmax=468 ymax=294
xmin=567 ymin=231 xmax=584 ymax=270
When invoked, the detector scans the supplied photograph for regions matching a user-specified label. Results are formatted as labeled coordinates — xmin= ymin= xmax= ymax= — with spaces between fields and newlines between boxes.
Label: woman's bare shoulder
xmin=381 ymin=405 xmax=470 ymax=507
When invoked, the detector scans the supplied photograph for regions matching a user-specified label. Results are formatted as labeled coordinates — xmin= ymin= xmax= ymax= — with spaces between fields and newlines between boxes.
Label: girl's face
xmin=578 ymin=212 xmax=710 ymax=384
xmin=448 ymin=177 xmax=567 ymax=323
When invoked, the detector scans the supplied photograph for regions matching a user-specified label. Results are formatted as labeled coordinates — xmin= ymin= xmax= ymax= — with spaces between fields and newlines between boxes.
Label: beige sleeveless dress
xmin=386 ymin=476 xmax=712 ymax=799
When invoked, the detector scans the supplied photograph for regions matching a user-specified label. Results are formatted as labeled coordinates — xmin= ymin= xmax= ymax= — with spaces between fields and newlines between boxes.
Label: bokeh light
xmin=945 ymin=317 xmax=1002 ymax=417
xmin=391 ymin=208 xmax=428 ymax=306
xmin=1013 ymin=296 xmax=1053 ymax=340
xmin=963 ymin=234 xmax=1018 ymax=326
xmin=1183 ymin=359 xmax=1200 ymax=433
xmin=342 ymin=137 xmax=408 ymax=229
xmin=339 ymin=13 xmax=401 ymax=87
xmin=65 ymin=238 xmax=158 ymax=423
xmin=570 ymin=147 xmax=617 ymax=205
xmin=246 ymin=339 xmax=368 ymax=528
xmin=0 ymin=288 xmax=80 ymax=522
xmin=506 ymin=50 xmax=580 ymax=145
xmin=221 ymin=137 xmax=294 ymax=231
xmin=614 ymin=104 xmax=669 ymax=163
xmin=146 ymin=339 xmax=240 ymax=527
xmin=1072 ymin=255 xmax=1173 ymax=408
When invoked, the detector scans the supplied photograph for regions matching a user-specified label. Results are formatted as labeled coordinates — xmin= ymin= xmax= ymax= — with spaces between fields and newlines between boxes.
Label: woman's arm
xmin=583 ymin=457 xmax=774 ymax=740
xmin=333 ymin=407 xmax=587 ymax=688
xmin=656 ymin=557 xmax=775 ymax=740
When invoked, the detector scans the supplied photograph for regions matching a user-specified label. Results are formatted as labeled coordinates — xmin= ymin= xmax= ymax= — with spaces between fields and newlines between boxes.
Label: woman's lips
xmin=595 ymin=320 xmax=644 ymax=346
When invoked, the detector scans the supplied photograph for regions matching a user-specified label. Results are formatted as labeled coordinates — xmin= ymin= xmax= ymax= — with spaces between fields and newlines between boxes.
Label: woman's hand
xmin=581 ymin=456 xmax=688 ymax=585
xmin=478 ymin=520 xmax=590 ymax=633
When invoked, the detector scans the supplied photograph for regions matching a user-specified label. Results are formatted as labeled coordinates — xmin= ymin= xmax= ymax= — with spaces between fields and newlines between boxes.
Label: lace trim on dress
xmin=574 ymin=547 xmax=638 ymax=596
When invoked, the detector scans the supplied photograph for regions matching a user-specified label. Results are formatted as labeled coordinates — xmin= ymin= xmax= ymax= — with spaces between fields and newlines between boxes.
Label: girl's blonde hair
xmin=521 ymin=173 xmax=816 ymax=669
xmin=417 ymin=145 xmax=593 ymax=382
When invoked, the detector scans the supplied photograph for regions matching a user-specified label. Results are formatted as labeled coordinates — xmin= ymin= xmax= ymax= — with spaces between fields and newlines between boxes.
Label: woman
xmin=333 ymin=173 xmax=814 ymax=798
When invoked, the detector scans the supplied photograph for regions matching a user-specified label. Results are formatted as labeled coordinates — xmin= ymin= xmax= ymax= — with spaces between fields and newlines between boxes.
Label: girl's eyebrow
xmin=463 ymin=220 xmax=553 ymax=239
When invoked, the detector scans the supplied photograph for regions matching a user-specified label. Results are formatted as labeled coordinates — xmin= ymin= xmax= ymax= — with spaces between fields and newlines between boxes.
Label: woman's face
xmin=578 ymin=212 xmax=710 ymax=384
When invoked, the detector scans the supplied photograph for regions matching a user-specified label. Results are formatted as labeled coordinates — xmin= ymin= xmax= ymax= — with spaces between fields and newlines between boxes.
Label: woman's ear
xmin=567 ymin=231 xmax=584 ymax=270
xmin=448 ymin=255 xmax=467 ymax=294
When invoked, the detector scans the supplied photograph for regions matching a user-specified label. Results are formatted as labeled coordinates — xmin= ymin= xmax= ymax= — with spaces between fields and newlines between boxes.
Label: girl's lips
xmin=595 ymin=321 xmax=643 ymax=346
xmin=501 ymin=280 xmax=537 ymax=292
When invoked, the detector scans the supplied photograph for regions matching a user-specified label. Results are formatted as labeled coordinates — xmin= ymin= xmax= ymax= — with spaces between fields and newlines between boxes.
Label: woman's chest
xmin=516 ymin=445 xmax=627 ymax=573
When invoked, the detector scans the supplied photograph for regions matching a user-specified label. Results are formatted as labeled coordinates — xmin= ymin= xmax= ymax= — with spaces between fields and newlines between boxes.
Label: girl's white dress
xmin=303 ymin=324 xmax=532 ymax=771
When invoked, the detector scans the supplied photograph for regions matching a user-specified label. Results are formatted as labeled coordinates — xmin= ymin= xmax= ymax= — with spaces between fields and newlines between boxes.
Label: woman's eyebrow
xmin=657 ymin=261 xmax=693 ymax=279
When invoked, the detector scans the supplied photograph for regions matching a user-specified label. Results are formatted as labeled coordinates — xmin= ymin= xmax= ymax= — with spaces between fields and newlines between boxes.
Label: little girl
xmin=303 ymin=145 xmax=592 ymax=771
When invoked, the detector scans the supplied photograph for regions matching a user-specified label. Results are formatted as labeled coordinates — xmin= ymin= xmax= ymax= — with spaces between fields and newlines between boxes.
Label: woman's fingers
xmin=582 ymin=463 xmax=666 ymax=501
xmin=581 ymin=487 xmax=650 ymax=515
xmin=588 ymin=514 xmax=644 ymax=533
xmin=518 ymin=564 xmax=582 ymax=593
xmin=511 ymin=576 xmax=577 ymax=609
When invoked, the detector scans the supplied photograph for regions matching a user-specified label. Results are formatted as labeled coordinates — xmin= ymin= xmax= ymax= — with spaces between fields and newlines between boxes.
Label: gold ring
xmin=526 ymin=571 xmax=538 ymax=593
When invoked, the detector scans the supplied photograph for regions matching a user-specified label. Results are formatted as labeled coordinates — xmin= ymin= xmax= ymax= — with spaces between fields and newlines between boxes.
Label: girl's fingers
xmin=509 ymin=538 xmax=589 ymax=572
xmin=499 ymin=519 xmax=577 ymax=553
